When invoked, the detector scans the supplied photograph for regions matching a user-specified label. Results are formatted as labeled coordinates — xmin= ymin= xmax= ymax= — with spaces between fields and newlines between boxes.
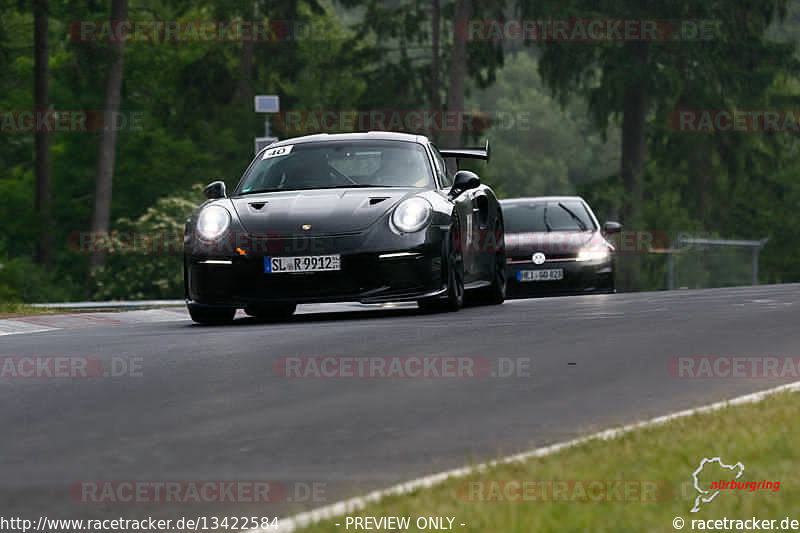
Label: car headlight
xmin=196 ymin=205 xmax=231 ymax=240
xmin=391 ymin=197 xmax=432 ymax=233
xmin=576 ymin=246 xmax=610 ymax=262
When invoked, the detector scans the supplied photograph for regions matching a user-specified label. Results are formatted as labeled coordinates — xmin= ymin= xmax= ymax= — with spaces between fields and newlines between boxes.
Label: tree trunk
xmin=429 ymin=0 xmax=441 ymax=142
xmin=444 ymin=0 xmax=471 ymax=151
xmin=34 ymin=0 xmax=52 ymax=267
xmin=234 ymin=39 xmax=255 ymax=104
xmin=619 ymin=41 xmax=649 ymax=290
xmin=234 ymin=1 xmax=256 ymax=104
xmin=621 ymin=88 xmax=646 ymax=220
xmin=89 ymin=0 xmax=128 ymax=270
xmin=620 ymin=48 xmax=647 ymax=226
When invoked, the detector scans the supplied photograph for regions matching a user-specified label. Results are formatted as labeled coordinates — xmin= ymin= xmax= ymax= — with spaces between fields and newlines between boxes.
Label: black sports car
xmin=184 ymin=132 xmax=506 ymax=324
xmin=501 ymin=196 xmax=621 ymax=297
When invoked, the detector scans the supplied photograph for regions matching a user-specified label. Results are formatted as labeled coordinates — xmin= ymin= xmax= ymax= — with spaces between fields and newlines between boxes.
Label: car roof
xmin=500 ymin=196 xmax=587 ymax=204
xmin=264 ymin=131 xmax=429 ymax=148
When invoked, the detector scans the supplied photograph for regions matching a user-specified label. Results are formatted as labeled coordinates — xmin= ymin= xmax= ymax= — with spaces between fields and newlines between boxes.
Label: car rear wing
xmin=439 ymin=139 xmax=490 ymax=163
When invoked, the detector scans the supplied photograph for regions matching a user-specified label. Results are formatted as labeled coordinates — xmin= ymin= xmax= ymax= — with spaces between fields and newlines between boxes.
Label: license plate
xmin=517 ymin=269 xmax=564 ymax=282
xmin=265 ymin=255 xmax=341 ymax=273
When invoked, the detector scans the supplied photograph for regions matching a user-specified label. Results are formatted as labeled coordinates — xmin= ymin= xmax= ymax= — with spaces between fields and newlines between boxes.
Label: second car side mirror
xmin=603 ymin=221 xmax=622 ymax=234
xmin=204 ymin=180 xmax=227 ymax=200
xmin=450 ymin=170 xmax=480 ymax=197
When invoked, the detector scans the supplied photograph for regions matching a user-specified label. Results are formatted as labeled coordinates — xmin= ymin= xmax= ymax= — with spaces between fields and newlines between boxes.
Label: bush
xmin=0 ymin=254 xmax=83 ymax=303
xmin=90 ymin=185 xmax=204 ymax=300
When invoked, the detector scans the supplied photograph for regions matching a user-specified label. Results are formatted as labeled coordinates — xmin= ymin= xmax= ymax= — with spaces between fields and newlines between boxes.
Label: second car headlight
xmin=576 ymin=246 xmax=610 ymax=262
xmin=391 ymin=197 xmax=432 ymax=233
xmin=196 ymin=205 xmax=231 ymax=240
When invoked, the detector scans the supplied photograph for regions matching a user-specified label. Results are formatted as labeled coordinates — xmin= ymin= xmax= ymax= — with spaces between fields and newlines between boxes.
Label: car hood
xmin=505 ymin=231 xmax=602 ymax=258
xmin=230 ymin=188 xmax=417 ymax=236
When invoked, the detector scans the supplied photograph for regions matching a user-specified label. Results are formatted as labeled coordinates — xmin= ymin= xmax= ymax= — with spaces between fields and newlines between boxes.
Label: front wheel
xmin=418 ymin=222 xmax=464 ymax=313
xmin=188 ymin=304 xmax=236 ymax=325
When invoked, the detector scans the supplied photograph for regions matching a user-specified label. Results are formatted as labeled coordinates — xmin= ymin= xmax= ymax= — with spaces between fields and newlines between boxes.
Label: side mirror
xmin=603 ymin=221 xmax=622 ymax=234
xmin=204 ymin=180 xmax=227 ymax=200
xmin=450 ymin=170 xmax=480 ymax=196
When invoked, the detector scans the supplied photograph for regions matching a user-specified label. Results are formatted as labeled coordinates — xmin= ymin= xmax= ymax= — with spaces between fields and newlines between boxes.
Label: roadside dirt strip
xmin=0 ymin=302 xmax=404 ymax=336
xmin=0 ymin=309 xmax=189 ymax=336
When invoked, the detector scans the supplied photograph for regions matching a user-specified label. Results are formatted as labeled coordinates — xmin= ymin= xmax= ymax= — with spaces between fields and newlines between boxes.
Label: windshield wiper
xmin=543 ymin=203 xmax=552 ymax=232
xmin=557 ymin=202 xmax=588 ymax=231
xmin=238 ymin=184 xmax=385 ymax=195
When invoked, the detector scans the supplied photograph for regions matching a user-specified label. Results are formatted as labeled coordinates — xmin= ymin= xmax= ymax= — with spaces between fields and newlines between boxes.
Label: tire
xmin=605 ymin=279 xmax=616 ymax=294
xmin=418 ymin=220 xmax=464 ymax=313
xmin=475 ymin=219 xmax=507 ymax=306
xmin=188 ymin=304 xmax=236 ymax=325
xmin=244 ymin=303 xmax=297 ymax=321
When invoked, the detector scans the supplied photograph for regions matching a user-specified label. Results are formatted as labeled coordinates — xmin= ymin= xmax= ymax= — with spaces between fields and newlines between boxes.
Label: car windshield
xmin=503 ymin=200 xmax=596 ymax=232
xmin=237 ymin=140 xmax=434 ymax=194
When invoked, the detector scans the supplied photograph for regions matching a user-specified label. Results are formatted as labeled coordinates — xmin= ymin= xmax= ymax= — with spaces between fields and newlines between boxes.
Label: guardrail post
xmin=667 ymin=252 xmax=674 ymax=290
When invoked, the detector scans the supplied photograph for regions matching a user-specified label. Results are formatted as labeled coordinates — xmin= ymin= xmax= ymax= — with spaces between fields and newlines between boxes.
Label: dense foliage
xmin=1 ymin=0 xmax=798 ymax=301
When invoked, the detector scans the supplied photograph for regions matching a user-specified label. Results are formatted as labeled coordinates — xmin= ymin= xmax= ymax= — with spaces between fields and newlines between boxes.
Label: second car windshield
xmin=238 ymin=140 xmax=434 ymax=194
xmin=503 ymin=201 xmax=596 ymax=232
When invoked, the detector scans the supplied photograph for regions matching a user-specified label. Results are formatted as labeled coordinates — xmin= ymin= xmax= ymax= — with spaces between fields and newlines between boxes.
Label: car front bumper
xmin=505 ymin=258 xmax=615 ymax=297
xmin=185 ymin=241 xmax=446 ymax=307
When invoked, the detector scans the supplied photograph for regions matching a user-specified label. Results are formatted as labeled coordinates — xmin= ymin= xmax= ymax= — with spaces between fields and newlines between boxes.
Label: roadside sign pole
xmin=254 ymin=95 xmax=280 ymax=154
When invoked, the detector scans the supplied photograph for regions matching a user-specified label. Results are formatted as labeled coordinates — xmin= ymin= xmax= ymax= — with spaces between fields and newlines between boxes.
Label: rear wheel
xmin=474 ymin=218 xmax=506 ymax=305
xmin=188 ymin=304 xmax=236 ymax=325
xmin=244 ymin=303 xmax=297 ymax=321
xmin=418 ymin=221 xmax=464 ymax=313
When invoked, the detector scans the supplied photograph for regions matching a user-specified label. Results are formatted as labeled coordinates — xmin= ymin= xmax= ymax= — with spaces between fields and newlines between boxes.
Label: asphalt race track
xmin=2 ymin=284 xmax=799 ymax=522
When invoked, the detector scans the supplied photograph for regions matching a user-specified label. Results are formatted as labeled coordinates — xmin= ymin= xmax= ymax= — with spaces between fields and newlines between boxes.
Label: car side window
xmin=430 ymin=145 xmax=453 ymax=188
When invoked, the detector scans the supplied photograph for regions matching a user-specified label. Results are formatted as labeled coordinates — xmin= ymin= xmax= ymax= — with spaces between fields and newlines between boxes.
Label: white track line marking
xmin=253 ymin=380 xmax=800 ymax=533
xmin=0 ymin=321 xmax=57 ymax=336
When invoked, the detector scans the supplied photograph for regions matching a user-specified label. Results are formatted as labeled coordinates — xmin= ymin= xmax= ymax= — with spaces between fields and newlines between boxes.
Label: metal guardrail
xmin=667 ymin=236 xmax=769 ymax=289
xmin=29 ymin=300 xmax=185 ymax=310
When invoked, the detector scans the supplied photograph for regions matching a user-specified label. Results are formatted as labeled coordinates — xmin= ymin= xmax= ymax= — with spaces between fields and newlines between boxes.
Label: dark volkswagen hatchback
xmin=501 ymin=196 xmax=622 ymax=297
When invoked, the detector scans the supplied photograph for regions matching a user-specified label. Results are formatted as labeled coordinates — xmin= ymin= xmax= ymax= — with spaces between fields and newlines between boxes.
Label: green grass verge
xmin=0 ymin=302 xmax=58 ymax=318
xmin=300 ymin=391 xmax=799 ymax=533
xmin=0 ymin=302 xmax=184 ymax=318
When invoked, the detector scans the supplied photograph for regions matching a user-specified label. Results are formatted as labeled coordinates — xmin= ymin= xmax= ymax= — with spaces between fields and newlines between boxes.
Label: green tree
xmin=469 ymin=50 xmax=620 ymax=198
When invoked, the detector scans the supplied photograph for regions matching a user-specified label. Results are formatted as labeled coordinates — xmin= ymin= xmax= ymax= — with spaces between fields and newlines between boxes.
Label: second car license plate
xmin=517 ymin=269 xmax=564 ymax=282
xmin=265 ymin=255 xmax=341 ymax=273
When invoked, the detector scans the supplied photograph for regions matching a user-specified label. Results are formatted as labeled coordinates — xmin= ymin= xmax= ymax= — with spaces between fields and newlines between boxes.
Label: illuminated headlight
xmin=576 ymin=246 xmax=610 ymax=262
xmin=391 ymin=197 xmax=432 ymax=233
xmin=196 ymin=205 xmax=231 ymax=240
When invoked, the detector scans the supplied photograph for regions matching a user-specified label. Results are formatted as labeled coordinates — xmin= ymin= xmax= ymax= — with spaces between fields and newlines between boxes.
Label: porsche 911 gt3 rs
xmin=184 ymin=132 xmax=506 ymax=324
